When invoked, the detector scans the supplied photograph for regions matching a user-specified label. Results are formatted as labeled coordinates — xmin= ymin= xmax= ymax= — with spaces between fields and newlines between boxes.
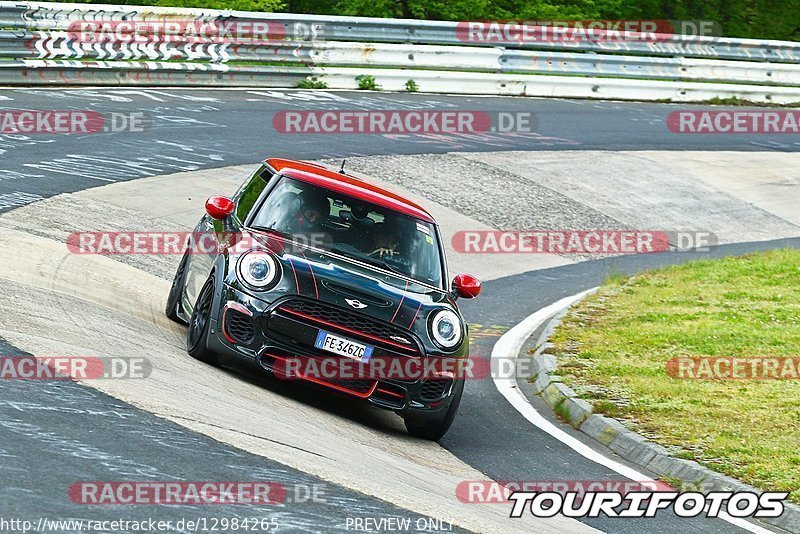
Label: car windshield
xmin=249 ymin=176 xmax=444 ymax=289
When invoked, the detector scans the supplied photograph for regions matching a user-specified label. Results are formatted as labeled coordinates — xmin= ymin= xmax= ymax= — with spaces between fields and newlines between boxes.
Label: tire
xmin=404 ymin=379 xmax=464 ymax=441
xmin=187 ymin=276 xmax=220 ymax=366
xmin=165 ymin=249 xmax=190 ymax=325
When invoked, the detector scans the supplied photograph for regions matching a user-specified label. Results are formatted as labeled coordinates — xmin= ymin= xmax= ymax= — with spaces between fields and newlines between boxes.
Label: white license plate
xmin=314 ymin=330 xmax=374 ymax=361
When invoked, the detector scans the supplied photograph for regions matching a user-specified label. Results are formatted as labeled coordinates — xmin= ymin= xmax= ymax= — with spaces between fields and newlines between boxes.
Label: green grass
xmin=704 ymin=96 xmax=800 ymax=108
xmin=404 ymin=79 xmax=419 ymax=92
xmin=355 ymin=74 xmax=381 ymax=91
xmin=549 ymin=249 xmax=800 ymax=502
xmin=297 ymin=77 xmax=328 ymax=89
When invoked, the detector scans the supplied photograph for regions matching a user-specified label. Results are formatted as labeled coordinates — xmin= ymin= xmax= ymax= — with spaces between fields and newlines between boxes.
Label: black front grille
xmin=328 ymin=378 xmax=375 ymax=394
xmin=225 ymin=309 xmax=255 ymax=344
xmin=277 ymin=299 xmax=418 ymax=352
xmin=420 ymin=379 xmax=451 ymax=400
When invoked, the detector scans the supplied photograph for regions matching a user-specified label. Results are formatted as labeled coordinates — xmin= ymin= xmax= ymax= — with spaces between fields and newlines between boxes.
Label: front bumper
xmin=210 ymin=284 xmax=462 ymax=415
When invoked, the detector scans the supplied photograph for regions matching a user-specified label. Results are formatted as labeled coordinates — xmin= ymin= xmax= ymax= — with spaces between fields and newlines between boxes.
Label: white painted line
xmin=491 ymin=289 xmax=775 ymax=534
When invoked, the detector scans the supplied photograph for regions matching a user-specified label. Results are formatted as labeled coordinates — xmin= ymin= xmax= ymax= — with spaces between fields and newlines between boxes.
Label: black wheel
xmin=187 ymin=276 xmax=220 ymax=366
xmin=165 ymin=249 xmax=190 ymax=325
xmin=404 ymin=379 xmax=464 ymax=441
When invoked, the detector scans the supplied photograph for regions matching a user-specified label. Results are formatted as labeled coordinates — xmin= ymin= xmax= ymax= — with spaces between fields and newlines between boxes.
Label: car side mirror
xmin=205 ymin=196 xmax=235 ymax=220
xmin=452 ymin=273 xmax=481 ymax=299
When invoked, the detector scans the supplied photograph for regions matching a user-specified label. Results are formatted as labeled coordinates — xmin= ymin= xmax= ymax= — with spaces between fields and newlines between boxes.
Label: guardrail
xmin=1 ymin=1 xmax=800 ymax=103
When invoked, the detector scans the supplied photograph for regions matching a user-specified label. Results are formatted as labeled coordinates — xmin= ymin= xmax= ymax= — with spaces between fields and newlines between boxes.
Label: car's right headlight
xmin=429 ymin=309 xmax=463 ymax=349
xmin=236 ymin=250 xmax=279 ymax=290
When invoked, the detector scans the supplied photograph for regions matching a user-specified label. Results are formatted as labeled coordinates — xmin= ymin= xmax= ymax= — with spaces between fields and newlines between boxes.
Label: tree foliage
xmin=60 ymin=0 xmax=800 ymax=40
xmin=291 ymin=0 xmax=799 ymax=40
xmin=68 ymin=0 xmax=286 ymax=12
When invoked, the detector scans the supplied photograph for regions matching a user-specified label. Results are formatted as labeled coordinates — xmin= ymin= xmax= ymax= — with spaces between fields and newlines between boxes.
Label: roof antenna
xmin=339 ymin=159 xmax=347 ymax=175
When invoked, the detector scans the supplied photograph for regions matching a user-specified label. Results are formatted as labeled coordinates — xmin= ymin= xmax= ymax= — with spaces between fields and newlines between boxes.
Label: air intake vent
xmin=420 ymin=379 xmax=451 ymax=400
xmin=225 ymin=309 xmax=255 ymax=344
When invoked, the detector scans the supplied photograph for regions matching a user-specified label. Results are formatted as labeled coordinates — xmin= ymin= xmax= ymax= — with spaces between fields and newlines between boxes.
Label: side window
xmin=234 ymin=165 xmax=274 ymax=224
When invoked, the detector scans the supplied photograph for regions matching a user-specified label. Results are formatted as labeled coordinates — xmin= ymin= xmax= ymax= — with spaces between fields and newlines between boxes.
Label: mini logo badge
xmin=345 ymin=299 xmax=367 ymax=309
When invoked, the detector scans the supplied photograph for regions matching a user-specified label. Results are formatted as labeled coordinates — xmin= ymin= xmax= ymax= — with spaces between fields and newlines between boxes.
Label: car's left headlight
xmin=430 ymin=309 xmax=463 ymax=349
xmin=237 ymin=250 xmax=279 ymax=290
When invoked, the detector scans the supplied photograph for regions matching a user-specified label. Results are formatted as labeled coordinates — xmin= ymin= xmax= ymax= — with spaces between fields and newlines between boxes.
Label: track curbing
xmin=521 ymin=293 xmax=800 ymax=533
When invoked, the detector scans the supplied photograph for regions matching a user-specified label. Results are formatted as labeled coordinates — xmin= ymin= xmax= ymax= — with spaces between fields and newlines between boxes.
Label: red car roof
xmin=264 ymin=158 xmax=435 ymax=223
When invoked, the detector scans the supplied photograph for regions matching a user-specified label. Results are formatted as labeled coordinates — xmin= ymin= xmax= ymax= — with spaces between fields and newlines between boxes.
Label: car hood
xmin=245 ymin=231 xmax=457 ymax=335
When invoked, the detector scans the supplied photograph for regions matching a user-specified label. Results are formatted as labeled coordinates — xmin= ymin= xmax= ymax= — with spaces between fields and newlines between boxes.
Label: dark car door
xmin=183 ymin=163 xmax=276 ymax=310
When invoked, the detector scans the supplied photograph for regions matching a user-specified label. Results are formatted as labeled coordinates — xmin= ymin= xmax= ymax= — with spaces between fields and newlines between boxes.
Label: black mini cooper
xmin=165 ymin=158 xmax=481 ymax=440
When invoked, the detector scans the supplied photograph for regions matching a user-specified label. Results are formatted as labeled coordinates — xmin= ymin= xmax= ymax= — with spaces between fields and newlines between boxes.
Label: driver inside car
xmin=288 ymin=189 xmax=332 ymax=247
xmin=369 ymin=219 xmax=404 ymax=259
xmin=294 ymin=190 xmax=329 ymax=232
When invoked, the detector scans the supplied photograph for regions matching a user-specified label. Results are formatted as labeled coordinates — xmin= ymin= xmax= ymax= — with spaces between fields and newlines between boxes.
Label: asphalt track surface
xmin=1 ymin=88 xmax=798 ymax=533
xmin=1 ymin=88 xmax=798 ymax=212
xmin=0 ymin=368 xmax=470 ymax=533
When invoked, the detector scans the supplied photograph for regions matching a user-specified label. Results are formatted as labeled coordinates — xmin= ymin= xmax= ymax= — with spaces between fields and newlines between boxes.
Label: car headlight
xmin=237 ymin=250 xmax=279 ymax=290
xmin=430 ymin=309 xmax=462 ymax=349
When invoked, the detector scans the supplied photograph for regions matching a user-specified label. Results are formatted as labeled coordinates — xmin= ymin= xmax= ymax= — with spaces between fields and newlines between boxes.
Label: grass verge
xmin=548 ymin=249 xmax=800 ymax=503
